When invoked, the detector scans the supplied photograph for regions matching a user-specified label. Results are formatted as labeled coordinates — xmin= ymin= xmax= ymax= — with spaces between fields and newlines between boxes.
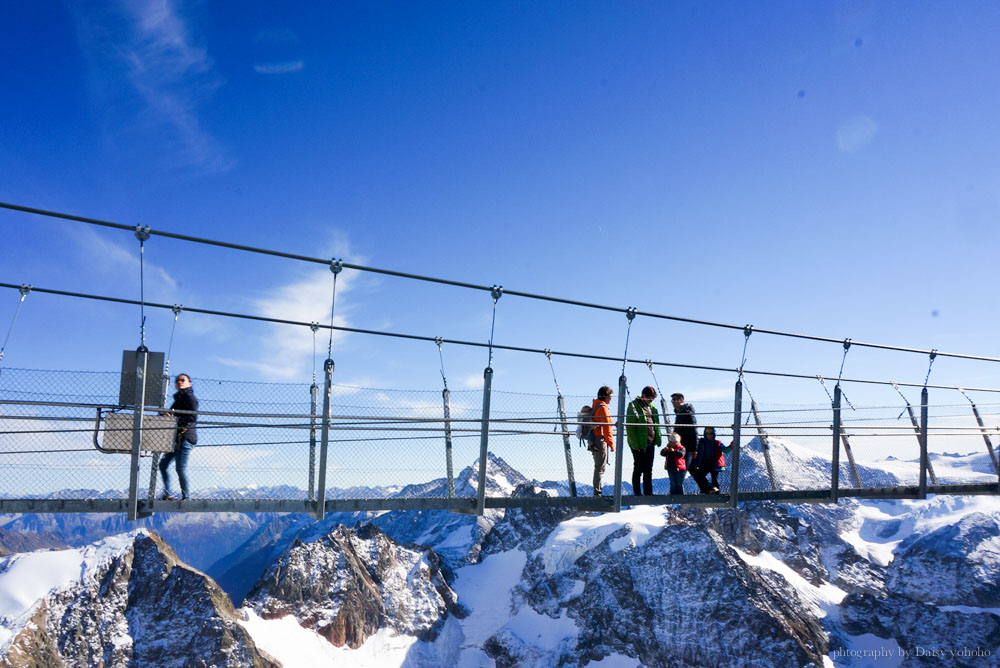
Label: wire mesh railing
xmin=0 ymin=367 xmax=998 ymax=515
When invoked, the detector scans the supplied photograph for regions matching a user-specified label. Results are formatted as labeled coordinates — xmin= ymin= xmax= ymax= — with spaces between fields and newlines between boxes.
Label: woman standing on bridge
xmin=159 ymin=373 xmax=198 ymax=501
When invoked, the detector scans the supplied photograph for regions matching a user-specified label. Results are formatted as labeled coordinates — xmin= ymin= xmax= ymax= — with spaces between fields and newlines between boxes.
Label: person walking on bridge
xmin=159 ymin=373 xmax=198 ymax=501
xmin=588 ymin=385 xmax=615 ymax=497
xmin=626 ymin=386 xmax=661 ymax=495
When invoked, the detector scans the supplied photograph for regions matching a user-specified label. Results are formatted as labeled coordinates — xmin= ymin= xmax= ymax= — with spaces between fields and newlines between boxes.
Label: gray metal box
xmin=100 ymin=412 xmax=176 ymax=453
xmin=118 ymin=350 xmax=166 ymax=407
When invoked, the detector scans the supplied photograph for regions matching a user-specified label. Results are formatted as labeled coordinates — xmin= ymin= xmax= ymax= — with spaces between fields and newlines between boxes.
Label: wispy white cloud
xmin=70 ymin=0 xmax=232 ymax=174
xmin=227 ymin=233 xmax=366 ymax=381
xmin=835 ymin=116 xmax=878 ymax=153
xmin=459 ymin=372 xmax=486 ymax=390
xmin=69 ymin=226 xmax=177 ymax=298
xmin=254 ymin=61 xmax=304 ymax=75
xmin=253 ymin=27 xmax=304 ymax=76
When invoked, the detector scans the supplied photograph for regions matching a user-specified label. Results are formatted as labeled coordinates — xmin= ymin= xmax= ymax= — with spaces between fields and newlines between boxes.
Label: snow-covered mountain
xmin=1 ymin=441 xmax=999 ymax=667
xmin=211 ymin=453 xmax=527 ymax=604
xmin=0 ymin=530 xmax=278 ymax=667
xmin=245 ymin=524 xmax=460 ymax=649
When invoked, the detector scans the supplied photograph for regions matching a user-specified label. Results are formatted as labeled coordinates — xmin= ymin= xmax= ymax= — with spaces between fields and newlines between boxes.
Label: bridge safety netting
xmin=1 ymin=367 xmax=997 ymax=503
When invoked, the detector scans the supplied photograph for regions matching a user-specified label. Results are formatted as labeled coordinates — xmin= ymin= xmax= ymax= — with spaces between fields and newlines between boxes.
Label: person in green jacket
xmin=626 ymin=386 xmax=662 ymax=495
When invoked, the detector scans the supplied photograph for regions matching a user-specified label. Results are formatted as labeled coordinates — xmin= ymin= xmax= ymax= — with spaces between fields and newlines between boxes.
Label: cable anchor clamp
xmin=625 ymin=307 xmax=637 ymax=322
xmin=645 ymin=359 xmax=653 ymax=371
xmin=18 ymin=284 xmax=32 ymax=298
xmin=310 ymin=322 xmax=320 ymax=333
xmin=743 ymin=324 xmax=753 ymax=338
xmin=490 ymin=285 xmax=503 ymax=301
xmin=924 ymin=349 xmax=938 ymax=386
xmin=544 ymin=349 xmax=552 ymax=360
xmin=330 ymin=259 xmax=343 ymax=275
xmin=134 ymin=225 xmax=150 ymax=242
xmin=843 ymin=338 xmax=852 ymax=351
xmin=171 ymin=304 xmax=183 ymax=316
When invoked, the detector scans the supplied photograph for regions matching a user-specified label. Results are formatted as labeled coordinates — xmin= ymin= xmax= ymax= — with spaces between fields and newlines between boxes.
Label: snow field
xmin=534 ymin=505 xmax=669 ymax=575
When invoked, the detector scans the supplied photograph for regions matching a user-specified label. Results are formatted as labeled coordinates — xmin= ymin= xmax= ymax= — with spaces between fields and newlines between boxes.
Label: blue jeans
xmin=668 ymin=468 xmax=686 ymax=495
xmin=160 ymin=438 xmax=193 ymax=499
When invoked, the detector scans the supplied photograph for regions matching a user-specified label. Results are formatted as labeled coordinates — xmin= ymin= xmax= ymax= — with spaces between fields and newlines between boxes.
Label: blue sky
xmin=3 ymin=0 xmax=1000 ymax=419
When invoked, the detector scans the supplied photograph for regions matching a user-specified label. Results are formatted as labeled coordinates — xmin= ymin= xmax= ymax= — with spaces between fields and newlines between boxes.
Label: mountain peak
xmin=0 ymin=530 xmax=278 ymax=667
xmin=244 ymin=522 xmax=458 ymax=649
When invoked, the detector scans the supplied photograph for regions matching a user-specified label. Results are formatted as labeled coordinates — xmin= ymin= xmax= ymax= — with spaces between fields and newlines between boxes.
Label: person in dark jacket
xmin=626 ymin=386 xmax=661 ymax=496
xmin=691 ymin=426 xmax=730 ymax=494
xmin=671 ymin=393 xmax=697 ymax=471
xmin=159 ymin=373 xmax=198 ymax=500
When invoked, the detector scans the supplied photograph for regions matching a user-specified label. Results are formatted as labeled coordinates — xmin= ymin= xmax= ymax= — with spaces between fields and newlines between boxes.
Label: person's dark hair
xmin=704 ymin=427 xmax=716 ymax=439
xmin=597 ymin=385 xmax=613 ymax=400
xmin=176 ymin=374 xmax=191 ymax=383
xmin=670 ymin=392 xmax=684 ymax=400
xmin=641 ymin=386 xmax=657 ymax=399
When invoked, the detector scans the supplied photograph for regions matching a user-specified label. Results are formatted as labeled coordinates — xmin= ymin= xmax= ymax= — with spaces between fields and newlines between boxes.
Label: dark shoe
xmin=181 ymin=495 xmax=189 ymax=500
xmin=160 ymin=492 xmax=176 ymax=501
xmin=708 ymin=488 xmax=720 ymax=495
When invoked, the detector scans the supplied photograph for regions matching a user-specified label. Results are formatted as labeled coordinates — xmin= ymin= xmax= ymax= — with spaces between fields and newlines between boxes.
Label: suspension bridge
xmin=1 ymin=201 xmax=999 ymax=520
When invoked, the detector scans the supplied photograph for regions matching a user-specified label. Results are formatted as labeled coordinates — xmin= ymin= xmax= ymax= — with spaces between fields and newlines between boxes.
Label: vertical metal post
xmin=127 ymin=347 xmax=148 ymax=521
xmin=147 ymin=366 xmax=170 ymax=502
xmin=612 ymin=375 xmax=627 ymax=513
xmin=316 ymin=359 xmax=333 ymax=520
xmin=831 ymin=384 xmax=842 ymax=503
xmin=556 ymin=394 xmax=577 ymax=497
xmin=750 ymin=400 xmax=777 ymax=490
xmin=904 ymin=402 xmax=938 ymax=483
xmin=919 ymin=386 xmax=929 ymax=498
xmin=729 ymin=378 xmax=742 ymax=508
xmin=475 ymin=367 xmax=493 ymax=516
xmin=147 ymin=452 xmax=160 ymax=502
xmin=308 ymin=382 xmax=318 ymax=501
xmin=443 ymin=388 xmax=455 ymax=498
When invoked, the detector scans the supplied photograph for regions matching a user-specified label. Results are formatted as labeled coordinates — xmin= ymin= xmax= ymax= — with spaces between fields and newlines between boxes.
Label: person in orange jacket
xmin=588 ymin=385 xmax=615 ymax=496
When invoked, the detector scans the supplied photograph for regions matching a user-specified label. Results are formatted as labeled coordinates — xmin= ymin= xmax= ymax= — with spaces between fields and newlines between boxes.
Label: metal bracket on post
xmin=896 ymin=384 xmax=938 ymax=484
xmin=612 ymin=374 xmax=627 ymax=513
xmin=315 ymin=358 xmax=334 ymax=520
xmin=438 ymin=337 xmax=455 ymax=499
xmin=730 ymin=377 xmax=743 ymax=508
xmin=749 ymin=400 xmax=778 ymax=490
xmin=556 ymin=393 xmax=577 ymax=497
xmin=547 ymin=349 xmax=577 ymax=497
xmin=475 ymin=367 xmax=494 ymax=516
xmin=831 ymin=384 xmax=842 ymax=503
xmin=919 ymin=386 xmax=929 ymax=498
xmin=128 ymin=346 xmax=148 ymax=521
xmin=308 ymin=323 xmax=320 ymax=502
xmin=958 ymin=389 xmax=1000 ymax=479
xmin=443 ymin=386 xmax=455 ymax=499
xmin=309 ymin=385 xmax=318 ymax=503
xmin=840 ymin=432 xmax=862 ymax=489
xmin=646 ymin=360 xmax=671 ymax=430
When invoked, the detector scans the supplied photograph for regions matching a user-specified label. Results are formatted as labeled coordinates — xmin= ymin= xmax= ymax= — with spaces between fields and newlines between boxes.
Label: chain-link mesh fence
xmin=1 ymin=367 xmax=997 ymax=505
